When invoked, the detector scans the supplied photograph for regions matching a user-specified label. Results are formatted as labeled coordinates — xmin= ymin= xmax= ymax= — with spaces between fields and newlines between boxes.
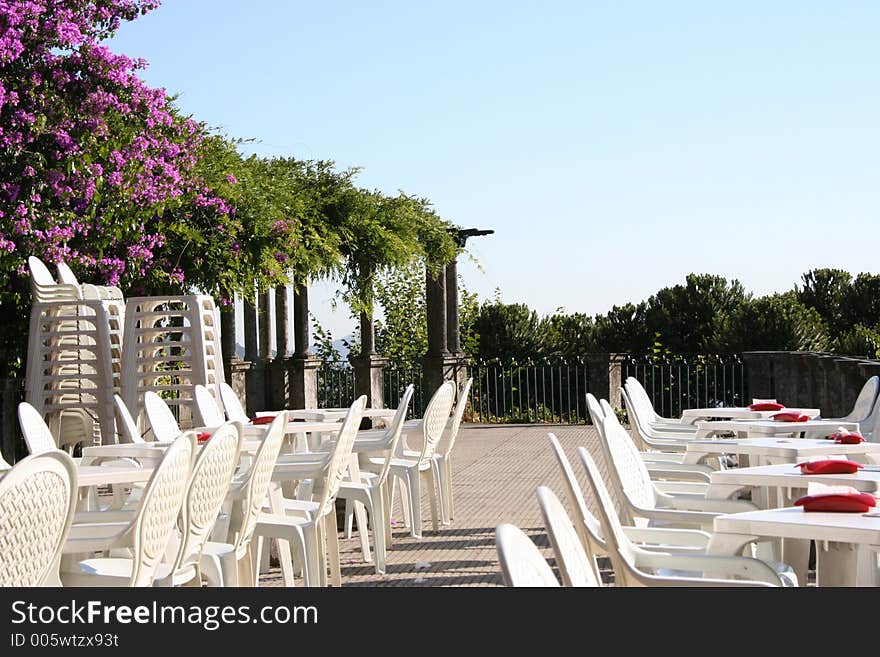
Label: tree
xmin=716 ymin=291 xmax=830 ymax=353
xmin=796 ymin=268 xmax=852 ymax=334
xmin=471 ymin=300 xmax=546 ymax=362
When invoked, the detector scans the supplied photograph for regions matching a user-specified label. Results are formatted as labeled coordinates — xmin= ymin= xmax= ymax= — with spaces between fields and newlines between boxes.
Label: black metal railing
xmin=622 ymin=354 xmax=747 ymax=418
xmin=464 ymin=359 xmax=591 ymax=424
xmin=383 ymin=365 xmax=426 ymax=419
xmin=317 ymin=361 xmax=356 ymax=409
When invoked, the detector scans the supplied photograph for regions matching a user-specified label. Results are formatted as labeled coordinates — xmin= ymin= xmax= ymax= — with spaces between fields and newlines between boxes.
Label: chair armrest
xmin=659 ymin=494 xmax=757 ymax=514
xmin=653 ymin=481 xmax=711 ymax=494
xmin=634 ymin=551 xmax=786 ymax=586
xmin=622 ymin=526 xmax=711 ymax=549
xmin=631 ymin=504 xmax=719 ymax=529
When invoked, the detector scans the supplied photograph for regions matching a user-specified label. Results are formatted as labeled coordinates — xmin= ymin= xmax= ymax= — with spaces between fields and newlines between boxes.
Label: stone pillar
xmin=445 ymin=259 xmax=460 ymax=355
xmin=268 ymin=286 xmax=290 ymax=409
xmin=287 ymin=282 xmax=321 ymax=410
xmin=351 ymin=354 xmax=388 ymax=410
xmin=243 ymin=295 xmax=258 ymax=363
xmin=423 ymin=267 xmax=453 ymax=400
xmin=586 ymin=353 xmax=626 ymax=409
xmin=220 ymin=301 xmax=250 ymax=413
xmin=245 ymin=291 xmax=269 ymax=413
xmin=741 ymin=351 xmax=774 ymax=401
xmin=359 ymin=310 xmax=376 ymax=356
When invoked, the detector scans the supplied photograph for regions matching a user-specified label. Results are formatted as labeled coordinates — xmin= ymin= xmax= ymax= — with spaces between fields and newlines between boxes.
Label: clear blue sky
xmin=110 ymin=1 xmax=880 ymax=338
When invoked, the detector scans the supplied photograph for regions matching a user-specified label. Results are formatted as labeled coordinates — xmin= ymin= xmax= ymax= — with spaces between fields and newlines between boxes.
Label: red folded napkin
xmin=196 ymin=432 xmax=211 ymax=443
xmin=748 ymin=402 xmax=785 ymax=411
xmin=250 ymin=415 xmax=276 ymax=425
xmin=827 ymin=430 xmax=864 ymax=444
xmin=794 ymin=492 xmax=876 ymax=512
xmin=771 ymin=412 xmax=810 ymax=422
xmin=797 ymin=459 xmax=863 ymax=475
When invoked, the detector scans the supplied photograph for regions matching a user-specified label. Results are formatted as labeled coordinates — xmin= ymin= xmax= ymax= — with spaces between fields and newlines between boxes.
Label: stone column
xmin=245 ymin=291 xmax=268 ymax=414
xmin=287 ymin=282 xmax=321 ymax=410
xmin=585 ymin=353 xmax=626 ymax=409
xmin=423 ymin=266 xmax=457 ymax=400
xmin=268 ymin=286 xmax=291 ymax=409
xmin=445 ymin=259 xmax=460 ymax=355
xmin=221 ymin=301 xmax=250 ymax=414
xmin=243 ymin=295 xmax=258 ymax=363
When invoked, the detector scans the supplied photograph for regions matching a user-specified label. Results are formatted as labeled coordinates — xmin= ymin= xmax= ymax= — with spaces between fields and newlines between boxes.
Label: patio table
xmin=682 ymin=437 xmax=880 ymax=466
xmin=707 ymin=463 xmax=880 ymax=584
xmin=680 ymin=407 xmax=820 ymax=425
xmin=693 ymin=418 xmax=859 ymax=439
xmin=708 ymin=506 xmax=880 ymax=586
xmin=274 ymin=408 xmax=397 ymax=423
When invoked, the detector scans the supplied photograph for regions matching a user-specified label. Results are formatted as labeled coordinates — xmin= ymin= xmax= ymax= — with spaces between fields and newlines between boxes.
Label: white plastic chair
xmin=598 ymin=413 xmax=757 ymax=532
xmin=0 ymin=450 xmax=77 ymax=586
xmin=219 ymin=382 xmax=249 ymax=423
xmin=621 ymin=385 xmax=696 ymax=452
xmin=157 ymin=422 xmax=242 ymax=586
xmin=363 ymin=382 xmax=455 ymax=538
xmin=822 ymin=376 xmax=880 ymax=439
xmin=114 ymin=394 xmax=145 ymax=444
xmin=254 ymin=396 xmax=366 ymax=587
xmin=18 ymin=402 xmax=57 ymax=454
xmin=193 ymin=384 xmax=226 ymax=427
xmin=588 ymin=393 xmax=714 ymax=482
xmin=536 ymin=486 xmax=600 ymax=587
xmin=576 ymin=447 xmax=794 ymax=587
xmin=340 ymin=386 xmax=414 ymax=574
xmin=432 ymin=377 xmax=473 ymax=525
xmin=61 ymin=434 xmax=194 ymax=586
xmin=144 ymin=391 xmax=183 ymax=442
xmin=494 ymin=523 xmax=560 ymax=587
xmin=624 ymin=377 xmax=699 ymax=434
xmin=200 ymin=413 xmax=287 ymax=587
xmin=546 ymin=433 xmax=712 ymax=584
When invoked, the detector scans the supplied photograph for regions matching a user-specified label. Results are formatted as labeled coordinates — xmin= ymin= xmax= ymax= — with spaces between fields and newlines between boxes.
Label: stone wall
xmin=742 ymin=351 xmax=880 ymax=418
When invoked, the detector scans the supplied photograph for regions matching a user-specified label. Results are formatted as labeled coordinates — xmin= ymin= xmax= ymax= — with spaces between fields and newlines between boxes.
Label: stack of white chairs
xmin=25 ymin=257 xmax=125 ymax=449
xmin=121 ymin=295 xmax=223 ymax=433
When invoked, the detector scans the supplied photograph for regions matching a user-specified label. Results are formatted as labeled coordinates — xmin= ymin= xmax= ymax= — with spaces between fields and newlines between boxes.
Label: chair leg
xmin=370 ymin=487 xmax=387 ymax=574
xmin=445 ymin=457 xmax=454 ymax=522
xmin=407 ymin=469 xmax=422 ymax=539
xmin=353 ymin=500 xmax=371 ymax=563
xmin=431 ymin=459 xmax=448 ymax=526
xmin=382 ymin=482 xmax=393 ymax=547
xmin=344 ymin=499 xmax=354 ymax=539
xmin=424 ymin=468 xmax=439 ymax=532
xmin=325 ymin=514 xmax=342 ymax=587
xmin=301 ymin=523 xmax=321 ymax=587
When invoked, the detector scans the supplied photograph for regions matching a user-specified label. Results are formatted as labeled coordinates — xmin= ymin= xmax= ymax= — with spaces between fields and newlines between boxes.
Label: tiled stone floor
xmin=258 ymin=423 xmax=618 ymax=587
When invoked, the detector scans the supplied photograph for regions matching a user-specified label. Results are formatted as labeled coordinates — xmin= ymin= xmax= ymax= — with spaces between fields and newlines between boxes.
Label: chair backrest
xmin=193 ymin=384 xmax=226 ymax=427
xmin=416 ymin=382 xmax=456 ymax=467
xmin=170 ymin=422 xmax=242 ymax=576
xmin=546 ymin=433 xmax=606 ymax=576
xmin=232 ymin=412 xmax=287 ymax=557
xmin=436 ymin=377 xmax=473 ymax=458
xmin=314 ymin=396 xmax=367 ymax=517
xmin=127 ymin=434 xmax=194 ymax=586
xmin=599 ymin=413 xmax=656 ymax=525
xmin=0 ymin=450 xmax=77 ymax=586
xmin=373 ymin=386 xmax=414 ymax=486
xmin=624 ymin=377 xmax=660 ymax=421
xmin=218 ymin=382 xmax=249 ymax=423
xmin=18 ymin=402 xmax=57 ymax=454
xmin=586 ymin=392 xmax=605 ymax=428
xmin=576 ymin=447 xmax=638 ymax=585
xmin=536 ymin=486 xmax=600 ymax=587
xmin=494 ymin=523 xmax=560 ymax=587
xmin=144 ymin=391 xmax=182 ymax=443
xmin=27 ymin=255 xmax=56 ymax=286
xmin=845 ymin=376 xmax=880 ymax=424
xmin=55 ymin=261 xmax=80 ymax=286
xmin=114 ymin=394 xmax=145 ymax=444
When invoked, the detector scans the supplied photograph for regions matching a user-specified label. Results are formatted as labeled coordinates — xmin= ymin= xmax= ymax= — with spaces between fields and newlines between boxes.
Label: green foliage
xmin=374 ymin=261 xmax=427 ymax=369
xmin=796 ymin=268 xmax=852 ymax=332
xmin=832 ymin=325 xmax=880 ymax=359
xmin=715 ymin=291 xmax=830 ymax=352
xmin=472 ymin=300 xmax=547 ymax=363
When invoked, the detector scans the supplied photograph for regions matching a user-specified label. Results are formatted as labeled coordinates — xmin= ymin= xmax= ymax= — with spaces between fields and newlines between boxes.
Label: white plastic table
xmin=694 ymin=419 xmax=859 ymax=439
xmin=708 ymin=506 xmax=880 ymax=586
xmin=682 ymin=437 xmax=880 ymax=466
xmin=261 ymin=408 xmax=397 ymax=423
xmin=680 ymin=407 xmax=820 ymax=425
xmin=707 ymin=462 xmax=880 ymax=584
